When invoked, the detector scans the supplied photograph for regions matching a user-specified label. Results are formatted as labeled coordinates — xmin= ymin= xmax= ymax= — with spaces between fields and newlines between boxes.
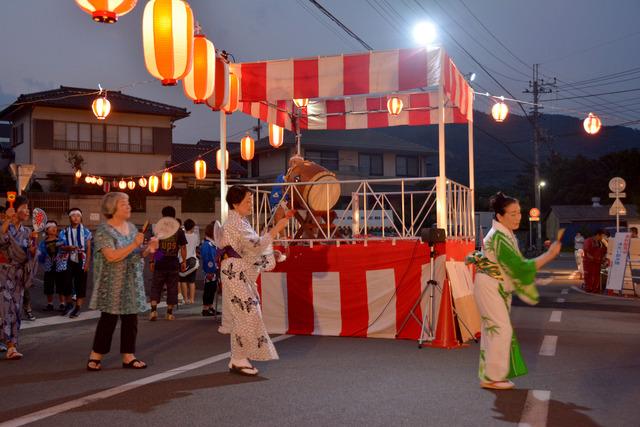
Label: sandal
xmin=122 ymin=359 xmax=147 ymax=369
xmin=6 ymin=347 xmax=23 ymax=360
xmin=480 ymin=380 xmax=514 ymax=390
xmin=86 ymin=359 xmax=102 ymax=371
xmin=229 ymin=364 xmax=259 ymax=376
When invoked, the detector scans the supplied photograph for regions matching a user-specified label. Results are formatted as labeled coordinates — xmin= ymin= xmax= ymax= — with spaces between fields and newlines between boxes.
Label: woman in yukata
xmin=218 ymin=185 xmax=289 ymax=376
xmin=0 ymin=195 xmax=37 ymax=360
xmin=468 ymin=192 xmax=561 ymax=390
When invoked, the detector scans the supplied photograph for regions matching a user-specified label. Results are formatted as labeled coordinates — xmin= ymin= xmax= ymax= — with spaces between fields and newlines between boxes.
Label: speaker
xmin=420 ymin=227 xmax=446 ymax=244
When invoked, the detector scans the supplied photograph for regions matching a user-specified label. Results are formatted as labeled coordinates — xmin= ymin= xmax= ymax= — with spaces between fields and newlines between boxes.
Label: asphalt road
xmin=1 ymin=256 xmax=639 ymax=426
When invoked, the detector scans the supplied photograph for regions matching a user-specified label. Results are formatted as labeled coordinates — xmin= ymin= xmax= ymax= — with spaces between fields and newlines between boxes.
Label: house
xmin=546 ymin=198 xmax=640 ymax=246
xmin=0 ymin=86 xmax=189 ymax=191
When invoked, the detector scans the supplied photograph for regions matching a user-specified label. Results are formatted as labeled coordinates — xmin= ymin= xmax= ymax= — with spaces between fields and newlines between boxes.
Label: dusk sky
xmin=1 ymin=0 xmax=639 ymax=143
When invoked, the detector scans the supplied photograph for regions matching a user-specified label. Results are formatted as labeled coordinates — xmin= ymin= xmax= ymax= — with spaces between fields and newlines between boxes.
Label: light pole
xmin=536 ymin=180 xmax=546 ymax=251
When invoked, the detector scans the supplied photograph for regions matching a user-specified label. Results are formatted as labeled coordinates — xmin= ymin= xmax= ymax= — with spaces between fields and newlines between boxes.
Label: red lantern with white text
xmin=75 ymin=0 xmax=137 ymax=23
xmin=161 ymin=171 xmax=173 ymax=190
xmin=195 ymin=158 xmax=207 ymax=180
xmin=216 ymin=149 xmax=229 ymax=171
xmin=583 ymin=112 xmax=601 ymax=135
xmin=183 ymin=34 xmax=216 ymax=104
xmin=269 ymin=124 xmax=284 ymax=148
xmin=241 ymin=135 xmax=255 ymax=161
xmin=142 ymin=0 xmax=194 ymax=86
xmin=386 ymin=97 xmax=403 ymax=115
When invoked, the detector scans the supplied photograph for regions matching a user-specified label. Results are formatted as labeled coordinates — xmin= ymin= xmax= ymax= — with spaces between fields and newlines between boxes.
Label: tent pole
xmin=220 ymin=111 xmax=228 ymax=223
xmin=436 ymin=50 xmax=448 ymax=233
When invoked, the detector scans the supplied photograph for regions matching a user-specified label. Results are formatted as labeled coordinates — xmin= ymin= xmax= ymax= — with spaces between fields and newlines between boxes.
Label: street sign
xmin=609 ymin=177 xmax=626 ymax=193
xmin=610 ymin=198 xmax=626 ymax=216
xmin=529 ymin=207 xmax=540 ymax=221
xmin=609 ymin=193 xmax=626 ymax=198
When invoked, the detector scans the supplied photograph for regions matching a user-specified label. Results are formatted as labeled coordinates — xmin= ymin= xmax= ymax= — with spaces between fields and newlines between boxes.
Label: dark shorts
xmin=150 ymin=269 xmax=179 ymax=305
xmin=67 ymin=261 xmax=88 ymax=298
xmin=43 ymin=271 xmax=67 ymax=296
xmin=179 ymin=270 xmax=197 ymax=283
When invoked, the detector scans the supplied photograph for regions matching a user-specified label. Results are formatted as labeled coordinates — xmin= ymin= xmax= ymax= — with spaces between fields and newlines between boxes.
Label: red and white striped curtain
xmin=230 ymin=46 xmax=473 ymax=131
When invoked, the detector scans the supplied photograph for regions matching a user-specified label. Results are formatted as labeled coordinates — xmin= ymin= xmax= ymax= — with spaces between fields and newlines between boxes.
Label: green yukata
xmin=467 ymin=220 xmax=538 ymax=382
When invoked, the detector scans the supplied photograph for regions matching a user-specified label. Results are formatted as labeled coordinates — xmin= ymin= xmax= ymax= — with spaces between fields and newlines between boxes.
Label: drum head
xmin=306 ymin=174 xmax=340 ymax=211
xmin=155 ymin=217 xmax=180 ymax=240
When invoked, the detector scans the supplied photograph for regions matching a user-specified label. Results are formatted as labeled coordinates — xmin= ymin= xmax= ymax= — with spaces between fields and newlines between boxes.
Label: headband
xmin=45 ymin=221 xmax=57 ymax=230
xmin=68 ymin=209 xmax=82 ymax=217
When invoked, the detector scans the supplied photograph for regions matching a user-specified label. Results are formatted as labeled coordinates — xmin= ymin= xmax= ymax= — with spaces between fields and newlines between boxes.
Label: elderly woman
xmin=0 ymin=196 xmax=37 ymax=360
xmin=86 ymin=192 xmax=158 ymax=371
xmin=468 ymin=192 xmax=561 ymax=390
xmin=220 ymin=185 xmax=289 ymax=376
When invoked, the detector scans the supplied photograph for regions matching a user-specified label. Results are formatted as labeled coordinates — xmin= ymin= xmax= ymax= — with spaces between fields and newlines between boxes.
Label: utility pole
xmin=524 ymin=64 xmax=555 ymax=252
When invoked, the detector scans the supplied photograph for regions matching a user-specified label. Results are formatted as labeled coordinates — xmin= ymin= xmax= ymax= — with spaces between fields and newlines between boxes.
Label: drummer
xmin=148 ymin=206 xmax=187 ymax=321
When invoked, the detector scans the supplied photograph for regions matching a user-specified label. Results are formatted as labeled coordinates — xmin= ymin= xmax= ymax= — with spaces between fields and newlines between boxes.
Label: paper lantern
xmin=139 ymin=177 xmax=148 ymax=188
xmin=103 ymin=181 xmax=111 ymax=193
xmin=183 ymin=34 xmax=216 ymax=104
xmin=142 ymin=0 xmax=194 ymax=86
xmin=293 ymin=98 xmax=308 ymax=108
xmin=161 ymin=171 xmax=173 ymax=190
xmin=74 ymin=169 xmax=82 ymax=179
xmin=583 ymin=112 xmax=601 ymax=135
xmin=92 ymin=95 xmax=111 ymax=120
xmin=127 ymin=180 xmax=136 ymax=190
xmin=216 ymin=149 xmax=229 ymax=171
xmin=148 ymin=175 xmax=159 ymax=193
xmin=194 ymin=158 xmax=207 ymax=180
xmin=241 ymin=135 xmax=255 ymax=161
xmin=491 ymin=102 xmax=509 ymax=122
xmin=85 ymin=176 xmax=92 ymax=184
xmin=222 ymin=73 xmax=239 ymax=114
xmin=269 ymin=124 xmax=284 ymax=148
xmin=111 ymin=179 xmax=119 ymax=188
xmin=75 ymin=0 xmax=137 ymax=23
xmin=386 ymin=97 xmax=403 ymax=115
xmin=96 ymin=177 xmax=104 ymax=186
xmin=118 ymin=179 xmax=127 ymax=190
xmin=205 ymin=56 xmax=229 ymax=111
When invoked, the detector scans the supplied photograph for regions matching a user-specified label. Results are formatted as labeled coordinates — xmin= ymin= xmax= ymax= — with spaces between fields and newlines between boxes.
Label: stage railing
xmin=247 ymin=176 xmax=473 ymax=243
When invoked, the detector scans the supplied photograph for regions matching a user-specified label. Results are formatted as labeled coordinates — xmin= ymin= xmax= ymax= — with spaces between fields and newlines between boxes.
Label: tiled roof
xmin=0 ymin=86 xmax=189 ymax=121
xmin=169 ymin=143 xmax=245 ymax=176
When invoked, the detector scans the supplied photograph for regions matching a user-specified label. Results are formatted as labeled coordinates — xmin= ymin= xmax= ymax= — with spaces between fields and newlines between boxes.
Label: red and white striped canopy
xmin=230 ymin=47 xmax=473 ymax=131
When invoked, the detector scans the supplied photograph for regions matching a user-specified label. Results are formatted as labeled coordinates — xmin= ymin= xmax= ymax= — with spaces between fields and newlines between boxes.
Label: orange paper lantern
xmin=92 ymin=95 xmax=111 ymax=120
xmin=216 ymin=149 xmax=229 ymax=171
xmin=183 ymin=34 xmax=216 ymax=104
xmin=96 ymin=177 xmax=104 ymax=186
xmin=142 ymin=0 xmax=194 ymax=86
xmin=194 ymin=158 xmax=207 ymax=180
xmin=222 ymin=73 xmax=239 ymax=114
xmin=386 ymin=97 xmax=403 ymax=115
xmin=138 ymin=177 xmax=148 ymax=188
xmin=148 ymin=175 xmax=159 ymax=193
xmin=205 ymin=56 xmax=229 ymax=111
xmin=75 ymin=0 xmax=137 ymax=23
xmin=241 ymin=135 xmax=255 ymax=161
xmin=161 ymin=171 xmax=173 ymax=190
xmin=269 ymin=124 xmax=284 ymax=148
xmin=583 ymin=112 xmax=601 ymax=135
xmin=118 ymin=179 xmax=126 ymax=190
xmin=127 ymin=180 xmax=136 ymax=190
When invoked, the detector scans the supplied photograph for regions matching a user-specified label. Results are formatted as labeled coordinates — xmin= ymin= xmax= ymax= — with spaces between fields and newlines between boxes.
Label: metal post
xmin=468 ymin=109 xmax=475 ymax=239
xmin=436 ymin=60 xmax=448 ymax=232
xmin=220 ymin=112 xmax=228 ymax=223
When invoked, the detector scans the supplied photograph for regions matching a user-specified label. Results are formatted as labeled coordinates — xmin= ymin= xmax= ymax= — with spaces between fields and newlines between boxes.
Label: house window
xmin=53 ymin=121 xmax=152 ymax=153
xmin=396 ymin=155 xmax=419 ymax=177
xmin=305 ymin=150 xmax=338 ymax=171
xmin=359 ymin=153 xmax=383 ymax=176
xmin=11 ymin=124 xmax=24 ymax=147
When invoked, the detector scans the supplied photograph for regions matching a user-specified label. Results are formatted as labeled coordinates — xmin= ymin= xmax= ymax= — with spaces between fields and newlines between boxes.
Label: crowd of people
xmin=1 ymin=186 xmax=284 ymax=377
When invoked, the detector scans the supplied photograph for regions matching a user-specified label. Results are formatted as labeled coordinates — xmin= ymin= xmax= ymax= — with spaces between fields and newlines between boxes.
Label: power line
xmin=553 ymin=87 xmax=640 ymax=101
xmin=306 ymin=0 xmax=373 ymax=50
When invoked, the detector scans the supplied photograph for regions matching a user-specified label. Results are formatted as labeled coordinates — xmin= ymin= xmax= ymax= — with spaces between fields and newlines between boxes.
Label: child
xmin=200 ymin=223 xmax=218 ymax=316
xmin=60 ymin=208 xmax=92 ymax=318
xmin=179 ymin=219 xmax=199 ymax=304
xmin=38 ymin=221 xmax=66 ymax=311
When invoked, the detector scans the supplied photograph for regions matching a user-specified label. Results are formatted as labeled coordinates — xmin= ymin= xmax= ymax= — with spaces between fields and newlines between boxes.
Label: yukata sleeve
xmin=236 ymin=220 xmax=273 ymax=258
xmin=93 ymin=226 xmax=115 ymax=254
xmin=492 ymin=232 xmax=539 ymax=305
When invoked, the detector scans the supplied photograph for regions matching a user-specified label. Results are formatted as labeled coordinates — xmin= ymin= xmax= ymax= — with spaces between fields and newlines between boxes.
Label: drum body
xmin=286 ymin=161 xmax=340 ymax=212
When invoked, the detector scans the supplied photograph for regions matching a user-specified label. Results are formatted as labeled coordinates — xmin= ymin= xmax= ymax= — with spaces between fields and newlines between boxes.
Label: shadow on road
xmin=488 ymin=389 xmax=602 ymax=426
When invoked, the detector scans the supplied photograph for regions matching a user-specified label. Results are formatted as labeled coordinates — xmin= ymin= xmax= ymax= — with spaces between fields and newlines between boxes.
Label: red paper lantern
xmin=205 ymin=56 xmax=229 ymax=111
xmin=142 ymin=0 xmax=194 ymax=86
xmin=222 ymin=73 xmax=239 ymax=114
xmin=583 ymin=112 xmax=601 ymax=135
xmin=183 ymin=34 xmax=216 ymax=104
xmin=75 ymin=0 xmax=137 ymax=23
xmin=241 ymin=135 xmax=255 ymax=161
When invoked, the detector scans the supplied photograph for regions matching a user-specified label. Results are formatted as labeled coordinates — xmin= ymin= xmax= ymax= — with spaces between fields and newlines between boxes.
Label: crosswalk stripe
xmin=539 ymin=335 xmax=558 ymax=356
xmin=549 ymin=311 xmax=562 ymax=322
xmin=519 ymin=390 xmax=551 ymax=427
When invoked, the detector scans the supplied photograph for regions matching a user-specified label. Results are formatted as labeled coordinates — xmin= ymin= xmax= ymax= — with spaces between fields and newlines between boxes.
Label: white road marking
xmin=0 ymin=335 xmax=293 ymax=427
xmin=561 ymin=289 xmax=569 ymax=295
xmin=556 ymin=298 xmax=565 ymax=303
xmin=539 ymin=335 xmax=558 ymax=356
xmin=549 ymin=311 xmax=562 ymax=322
xmin=519 ymin=389 xmax=551 ymax=427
